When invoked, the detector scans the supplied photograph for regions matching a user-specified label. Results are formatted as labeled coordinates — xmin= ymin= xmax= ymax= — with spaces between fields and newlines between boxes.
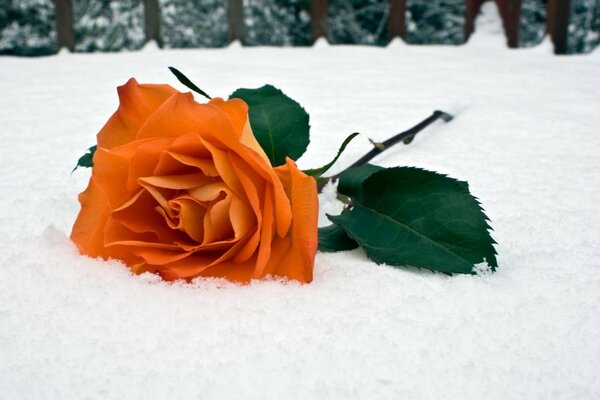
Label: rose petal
xmin=103 ymin=218 xmax=162 ymax=248
xmin=230 ymin=153 xmax=292 ymax=238
xmin=139 ymin=173 xmax=212 ymax=190
xmin=97 ymin=78 xmax=177 ymax=149
xmin=92 ymin=147 xmax=131 ymax=208
xmin=132 ymin=228 xmax=256 ymax=278
xmin=195 ymin=257 xmax=257 ymax=282
xmin=229 ymin=195 xmax=256 ymax=239
xmin=207 ymin=98 xmax=247 ymax=134
xmin=71 ymin=177 xmax=112 ymax=258
xmin=71 ymin=177 xmax=142 ymax=265
xmin=273 ymin=158 xmax=318 ymax=283
xmin=239 ymin=120 xmax=271 ymax=165
xmin=157 ymin=152 xmax=218 ymax=178
xmin=126 ymin=137 xmax=177 ymax=191
xmin=169 ymin=132 xmax=213 ymax=159
xmin=208 ymin=98 xmax=271 ymax=164
xmin=203 ymin=194 xmax=234 ymax=244
xmin=160 ymin=256 xmax=257 ymax=282
xmin=171 ymin=197 xmax=207 ymax=243
xmin=232 ymin=228 xmax=260 ymax=263
xmin=253 ymin=186 xmax=274 ymax=278
xmin=111 ymin=190 xmax=165 ymax=234
xmin=188 ymin=182 xmax=227 ymax=202
xmin=260 ymin=236 xmax=293 ymax=278
xmin=150 ymin=253 xmax=216 ymax=275
xmin=136 ymin=92 xmax=238 ymax=143
xmin=228 ymin=153 xmax=264 ymax=219
xmin=200 ymin=139 xmax=247 ymax=201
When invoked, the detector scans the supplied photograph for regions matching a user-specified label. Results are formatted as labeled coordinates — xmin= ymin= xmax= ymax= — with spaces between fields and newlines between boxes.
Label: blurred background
xmin=0 ymin=0 xmax=598 ymax=56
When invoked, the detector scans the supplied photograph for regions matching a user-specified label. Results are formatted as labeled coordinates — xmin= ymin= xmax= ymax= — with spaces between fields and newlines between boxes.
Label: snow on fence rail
xmin=18 ymin=0 xmax=600 ymax=55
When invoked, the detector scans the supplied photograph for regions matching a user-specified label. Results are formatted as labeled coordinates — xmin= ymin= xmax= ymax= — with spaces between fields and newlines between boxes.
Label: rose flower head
xmin=71 ymin=79 xmax=318 ymax=283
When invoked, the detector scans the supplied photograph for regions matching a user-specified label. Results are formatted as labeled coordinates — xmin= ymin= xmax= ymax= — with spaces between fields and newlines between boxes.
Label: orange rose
xmin=71 ymin=78 xmax=318 ymax=283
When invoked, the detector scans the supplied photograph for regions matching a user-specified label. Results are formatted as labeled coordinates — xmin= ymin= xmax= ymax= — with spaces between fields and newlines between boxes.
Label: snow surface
xmin=1 ymin=5 xmax=600 ymax=400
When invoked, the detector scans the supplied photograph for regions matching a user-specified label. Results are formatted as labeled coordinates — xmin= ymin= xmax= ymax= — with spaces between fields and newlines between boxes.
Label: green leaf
xmin=318 ymin=223 xmax=359 ymax=252
xmin=337 ymin=164 xmax=384 ymax=202
xmin=72 ymin=145 xmax=97 ymax=172
xmin=229 ymin=85 xmax=309 ymax=166
xmin=168 ymin=67 xmax=212 ymax=100
xmin=303 ymin=132 xmax=360 ymax=179
xmin=330 ymin=167 xmax=498 ymax=275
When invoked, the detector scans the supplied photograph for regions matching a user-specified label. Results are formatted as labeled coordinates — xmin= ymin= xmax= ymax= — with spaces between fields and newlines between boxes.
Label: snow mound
xmin=312 ymin=37 xmax=330 ymax=48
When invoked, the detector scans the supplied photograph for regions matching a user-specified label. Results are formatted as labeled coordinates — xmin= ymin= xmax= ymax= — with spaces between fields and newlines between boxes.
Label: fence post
xmin=547 ymin=0 xmax=570 ymax=54
xmin=505 ymin=0 xmax=522 ymax=48
xmin=53 ymin=0 xmax=75 ymax=51
xmin=144 ymin=0 xmax=162 ymax=46
xmin=388 ymin=0 xmax=405 ymax=41
xmin=228 ymin=0 xmax=246 ymax=43
xmin=310 ymin=0 xmax=328 ymax=42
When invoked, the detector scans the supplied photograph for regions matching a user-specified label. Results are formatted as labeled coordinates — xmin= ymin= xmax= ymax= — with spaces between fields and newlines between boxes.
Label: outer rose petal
xmin=71 ymin=177 xmax=111 ymax=258
xmin=209 ymin=98 xmax=271 ymax=164
xmin=71 ymin=177 xmax=140 ymax=266
xmin=207 ymin=98 xmax=247 ymax=135
xmin=273 ymin=158 xmax=319 ymax=283
xmin=97 ymin=78 xmax=177 ymax=149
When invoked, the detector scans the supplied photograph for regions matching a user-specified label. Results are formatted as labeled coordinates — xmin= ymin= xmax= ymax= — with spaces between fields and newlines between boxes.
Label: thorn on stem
xmin=368 ymin=138 xmax=386 ymax=151
xmin=403 ymin=136 xmax=415 ymax=145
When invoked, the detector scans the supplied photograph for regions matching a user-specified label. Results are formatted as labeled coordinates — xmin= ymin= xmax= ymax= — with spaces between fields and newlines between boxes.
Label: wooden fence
xmin=51 ymin=0 xmax=583 ymax=55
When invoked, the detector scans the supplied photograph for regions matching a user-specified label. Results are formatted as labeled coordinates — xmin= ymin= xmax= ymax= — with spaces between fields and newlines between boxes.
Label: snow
xmin=1 ymin=5 xmax=600 ymax=399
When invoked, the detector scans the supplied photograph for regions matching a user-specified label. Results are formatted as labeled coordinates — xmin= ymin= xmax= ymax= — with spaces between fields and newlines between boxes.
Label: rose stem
xmin=318 ymin=110 xmax=453 ymax=192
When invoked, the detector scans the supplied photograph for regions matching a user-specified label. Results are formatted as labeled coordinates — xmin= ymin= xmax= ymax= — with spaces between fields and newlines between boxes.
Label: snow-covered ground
xmin=1 ymin=7 xmax=599 ymax=400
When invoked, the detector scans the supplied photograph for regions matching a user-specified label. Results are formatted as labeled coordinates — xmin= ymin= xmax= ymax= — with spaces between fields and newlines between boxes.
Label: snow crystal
xmin=1 ymin=5 xmax=600 ymax=400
